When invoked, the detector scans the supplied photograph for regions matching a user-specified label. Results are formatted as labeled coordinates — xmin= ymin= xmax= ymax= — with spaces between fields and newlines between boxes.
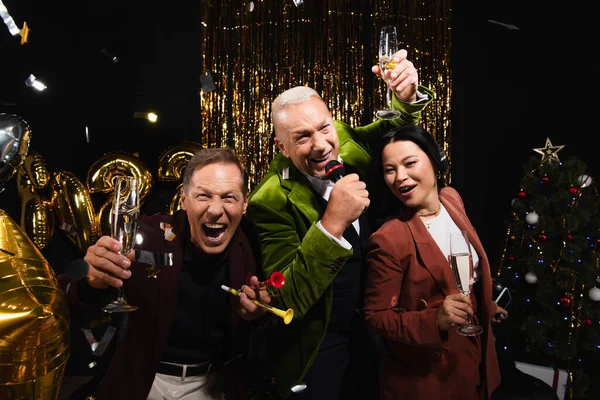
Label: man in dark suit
xmin=73 ymin=147 xmax=269 ymax=400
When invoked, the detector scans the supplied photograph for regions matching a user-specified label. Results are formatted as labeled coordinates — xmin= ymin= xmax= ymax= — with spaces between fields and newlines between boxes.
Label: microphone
xmin=325 ymin=160 xmax=345 ymax=182
xmin=64 ymin=259 xmax=90 ymax=281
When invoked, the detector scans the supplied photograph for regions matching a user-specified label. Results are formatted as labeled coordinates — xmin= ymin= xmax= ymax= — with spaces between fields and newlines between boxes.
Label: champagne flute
xmin=375 ymin=25 xmax=401 ymax=120
xmin=449 ymin=231 xmax=483 ymax=336
xmin=102 ymin=176 xmax=140 ymax=313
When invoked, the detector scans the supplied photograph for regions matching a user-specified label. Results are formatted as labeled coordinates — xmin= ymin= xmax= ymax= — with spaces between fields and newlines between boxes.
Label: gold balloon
xmin=16 ymin=154 xmax=55 ymax=250
xmin=157 ymin=142 xmax=202 ymax=182
xmin=169 ymin=182 xmax=184 ymax=215
xmin=158 ymin=142 xmax=202 ymax=213
xmin=18 ymin=192 xmax=55 ymax=251
xmin=51 ymin=171 xmax=100 ymax=253
xmin=22 ymin=153 xmax=52 ymax=190
xmin=0 ymin=210 xmax=70 ymax=400
xmin=87 ymin=152 xmax=153 ymax=236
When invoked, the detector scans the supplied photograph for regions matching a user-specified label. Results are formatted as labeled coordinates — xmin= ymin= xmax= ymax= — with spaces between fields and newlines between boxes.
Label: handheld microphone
xmin=64 ymin=259 xmax=90 ymax=281
xmin=325 ymin=160 xmax=345 ymax=182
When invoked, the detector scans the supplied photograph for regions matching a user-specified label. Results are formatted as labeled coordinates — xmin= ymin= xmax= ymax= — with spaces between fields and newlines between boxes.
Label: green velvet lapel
xmin=279 ymin=164 xmax=324 ymax=224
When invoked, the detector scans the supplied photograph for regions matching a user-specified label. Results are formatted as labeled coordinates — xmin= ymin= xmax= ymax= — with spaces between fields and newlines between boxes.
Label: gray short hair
xmin=271 ymin=86 xmax=322 ymax=130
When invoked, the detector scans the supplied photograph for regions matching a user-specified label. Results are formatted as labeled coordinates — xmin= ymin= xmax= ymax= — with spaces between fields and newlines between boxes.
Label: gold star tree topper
xmin=533 ymin=138 xmax=565 ymax=163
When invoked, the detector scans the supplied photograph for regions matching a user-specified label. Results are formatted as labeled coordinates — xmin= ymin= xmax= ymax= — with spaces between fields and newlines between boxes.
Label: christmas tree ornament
xmin=576 ymin=174 xmax=592 ymax=188
xmin=525 ymin=271 xmax=538 ymax=284
xmin=511 ymin=198 xmax=525 ymax=212
xmin=568 ymin=187 xmax=578 ymax=195
xmin=508 ymin=255 xmax=515 ymax=261
xmin=588 ymin=287 xmax=600 ymax=302
xmin=537 ymin=234 xmax=547 ymax=241
xmin=565 ymin=234 xmax=573 ymax=241
xmin=533 ymin=137 xmax=565 ymax=163
xmin=582 ymin=319 xmax=593 ymax=327
xmin=559 ymin=295 xmax=573 ymax=307
xmin=494 ymin=282 xmax=504 ymax=291
xmin=517 ymin=191 xmax=527 ymax=198
xmin=525 ymin=212 xmax=539 ymax=225
xmin=541 ymin=176 xmax=549 ymax=183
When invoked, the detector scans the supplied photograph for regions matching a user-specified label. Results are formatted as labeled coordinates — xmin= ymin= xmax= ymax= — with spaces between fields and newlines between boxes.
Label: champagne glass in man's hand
xmin=375 ymin=25 xmax=401 ymax=120
xmin=449 ymin=231 xmax=483 ymax=336
xmin=102 ymin=176 xmax=140 ymax=313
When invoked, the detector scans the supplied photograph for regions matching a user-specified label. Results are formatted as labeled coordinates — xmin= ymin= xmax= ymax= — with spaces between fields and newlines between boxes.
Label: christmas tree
xmin=493 ymin=138 xmax=600 ymax=399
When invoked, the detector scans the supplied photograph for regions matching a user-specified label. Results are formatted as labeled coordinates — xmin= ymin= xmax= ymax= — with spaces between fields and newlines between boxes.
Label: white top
xmin=422 ymin=205 xmax=480 ymax=282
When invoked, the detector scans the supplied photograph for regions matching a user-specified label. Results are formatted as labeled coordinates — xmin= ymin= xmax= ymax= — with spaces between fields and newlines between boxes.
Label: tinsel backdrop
xmin=197 ymin=0 xmax=452 ymax=188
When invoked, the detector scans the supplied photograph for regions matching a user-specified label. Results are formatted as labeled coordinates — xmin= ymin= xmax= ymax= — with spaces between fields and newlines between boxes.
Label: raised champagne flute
xmin=102 ymin=176 xmax=140 ymax=313
xmin=449 ymin=231 xmax=483 ymax=336
xmin=375 ymin=25 xmax=401 ymax=120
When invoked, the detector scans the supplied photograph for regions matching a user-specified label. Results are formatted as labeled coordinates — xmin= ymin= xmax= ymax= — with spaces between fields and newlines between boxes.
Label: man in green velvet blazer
xmin=247 ymin=50 xmax=434 ymax=399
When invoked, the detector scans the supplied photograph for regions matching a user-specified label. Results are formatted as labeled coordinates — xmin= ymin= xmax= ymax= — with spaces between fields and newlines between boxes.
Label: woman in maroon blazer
xmin=364 ymin=125 xmax=507 ymax=400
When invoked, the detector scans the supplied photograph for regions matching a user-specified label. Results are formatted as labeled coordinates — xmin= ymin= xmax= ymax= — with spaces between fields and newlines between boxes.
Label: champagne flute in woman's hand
xmin=375 ymin=25 xmax=401 ymax=120
xmin=102 ymin=176 xmax=140 ymax=313
xmin=449 ymin=231 xmax=483 ymax=336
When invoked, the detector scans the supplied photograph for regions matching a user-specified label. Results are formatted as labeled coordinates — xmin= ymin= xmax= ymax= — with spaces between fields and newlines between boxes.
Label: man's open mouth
xmin=202 ymin=223 xmax=227 ymax=241
xmin=311 ymin=151 xmax=331 ymax=164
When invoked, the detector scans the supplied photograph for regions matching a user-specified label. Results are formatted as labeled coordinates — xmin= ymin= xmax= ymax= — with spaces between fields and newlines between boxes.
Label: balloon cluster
xmin=16 ymin=153 xmax=55 ymax=249
xmin=1 ymin=113 xmax=203 ymax=254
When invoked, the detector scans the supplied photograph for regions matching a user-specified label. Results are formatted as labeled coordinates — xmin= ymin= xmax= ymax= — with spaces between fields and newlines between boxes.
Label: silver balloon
xmin=0 ymin=114 xmax=31 ymax=189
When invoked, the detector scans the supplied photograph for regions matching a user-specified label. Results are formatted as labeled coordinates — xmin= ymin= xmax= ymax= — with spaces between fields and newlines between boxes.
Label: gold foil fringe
xmin=199 ymin=0 xmax=452 ymax=189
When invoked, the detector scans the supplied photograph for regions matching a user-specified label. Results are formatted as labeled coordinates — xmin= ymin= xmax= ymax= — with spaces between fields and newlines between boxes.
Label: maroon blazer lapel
xmin=403 ymin=213 xmax=456 ymax=298
xmin=440 ymin=192 xmax=484 ymax=264
xmin=441 ymin=189 xmax=495 ymax=321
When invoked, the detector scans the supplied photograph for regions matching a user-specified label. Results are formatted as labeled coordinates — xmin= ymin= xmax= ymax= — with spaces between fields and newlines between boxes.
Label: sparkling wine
xmin=379 ymin=56 xmax=397 ymax=71
xmin=450 ymin=253 xmax=473 ymax=295
xmin=111 ymin=208 xmax=138 ymax=255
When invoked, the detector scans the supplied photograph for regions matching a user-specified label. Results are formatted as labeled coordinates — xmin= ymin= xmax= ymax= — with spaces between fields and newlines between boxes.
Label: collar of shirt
xmin=299 ymin=156 xmax=343 ymax=201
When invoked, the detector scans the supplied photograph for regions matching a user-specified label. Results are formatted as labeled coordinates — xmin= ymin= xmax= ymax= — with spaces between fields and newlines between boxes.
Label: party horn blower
xmin=221 ymin=285 xmax=294 ymax=324
xmin=253 ymin=271 xmax=286 ymax=290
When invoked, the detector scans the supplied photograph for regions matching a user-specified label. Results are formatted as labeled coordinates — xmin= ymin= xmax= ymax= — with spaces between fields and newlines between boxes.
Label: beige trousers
xmin=146 ymin=372 xmax=225 ymax=400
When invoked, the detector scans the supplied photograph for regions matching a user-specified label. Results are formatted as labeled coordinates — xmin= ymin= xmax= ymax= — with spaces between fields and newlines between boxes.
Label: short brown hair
xmin=182 ymin=147 xmax=248 ymax=195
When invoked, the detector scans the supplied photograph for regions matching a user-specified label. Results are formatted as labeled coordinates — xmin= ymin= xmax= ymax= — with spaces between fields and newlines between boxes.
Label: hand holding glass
xmin=449 ymin=231 xmax=483 ymax=336
xmin=102 ymin=176 xmax=140 ymax=313
xmin=376 ymin=25 xmax=401 ymax=120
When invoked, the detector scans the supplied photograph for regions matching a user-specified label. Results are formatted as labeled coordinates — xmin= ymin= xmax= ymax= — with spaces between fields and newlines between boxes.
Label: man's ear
xmin=242 ymin=194 xmax=248 ymax=215
xmin=180 ymin=187 xmax=187 ymax=210
xmin=274 ymin=136 xmax=288 ymax=158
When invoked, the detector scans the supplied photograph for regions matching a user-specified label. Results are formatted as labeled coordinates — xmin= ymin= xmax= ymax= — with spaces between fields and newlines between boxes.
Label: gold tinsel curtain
xmin=199 ymin=0 xmax=451 ymax=189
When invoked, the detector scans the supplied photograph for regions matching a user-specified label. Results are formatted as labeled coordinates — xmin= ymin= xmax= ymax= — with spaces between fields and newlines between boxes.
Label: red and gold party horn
xmin=220 ymin=285 xmax=294 ymax=324
xmin=250 ymin=271 xmax=286 ymax=290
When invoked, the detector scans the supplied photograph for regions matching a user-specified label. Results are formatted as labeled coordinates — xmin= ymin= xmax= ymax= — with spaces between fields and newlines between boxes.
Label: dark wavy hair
xmin=369 ymin=125 xmax=448 ymax=228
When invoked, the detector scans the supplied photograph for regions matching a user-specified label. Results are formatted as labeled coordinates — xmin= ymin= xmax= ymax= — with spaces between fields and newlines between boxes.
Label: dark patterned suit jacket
xmin=71 ymin=210 xmax=259 ymax=400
